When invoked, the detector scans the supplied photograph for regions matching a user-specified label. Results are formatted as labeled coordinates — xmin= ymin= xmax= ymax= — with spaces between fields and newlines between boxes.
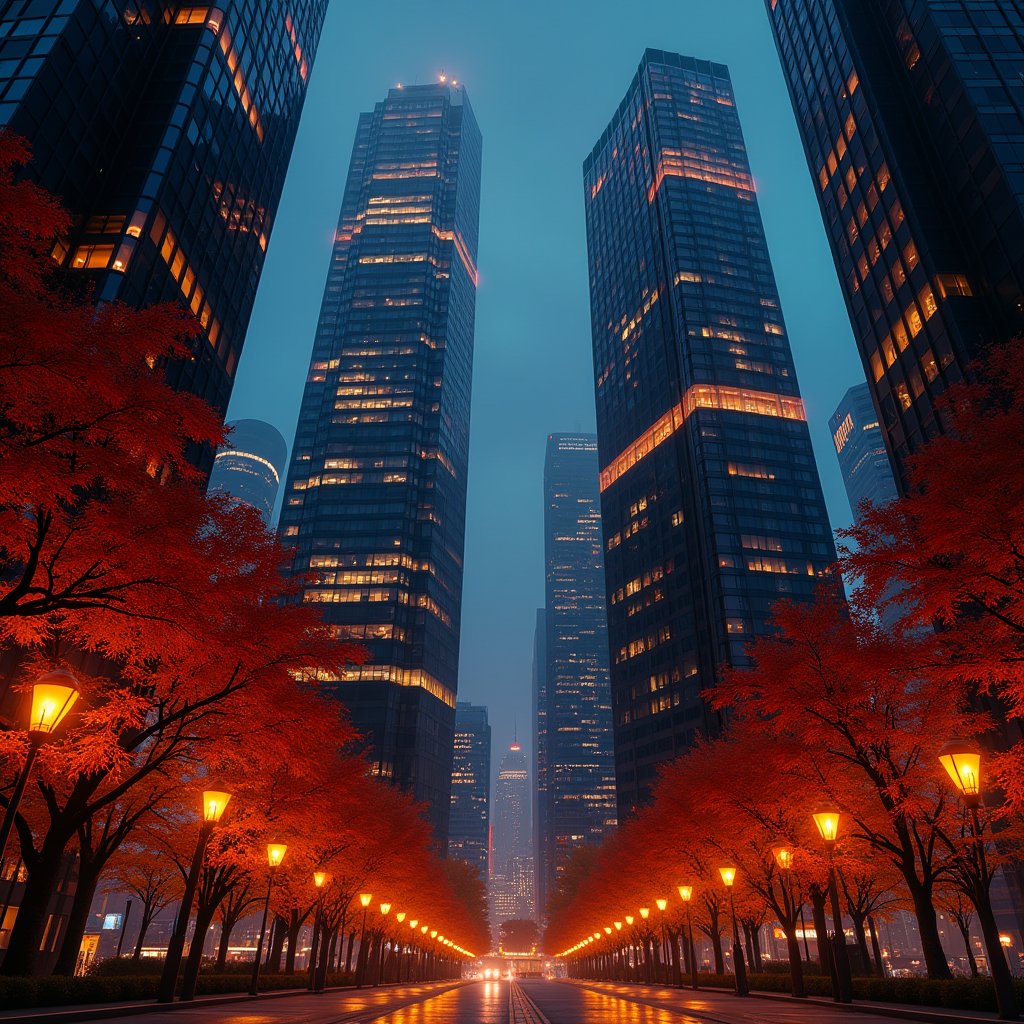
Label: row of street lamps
xmin=154 ymin=789 xmax=474 ymax=1002
xmin=556 ymin=738 xmax=999 ymax=1011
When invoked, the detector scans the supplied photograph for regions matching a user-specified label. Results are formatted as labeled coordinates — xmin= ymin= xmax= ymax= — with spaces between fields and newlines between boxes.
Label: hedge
xmin=0 ymin=970 xmax=355 ymax=1010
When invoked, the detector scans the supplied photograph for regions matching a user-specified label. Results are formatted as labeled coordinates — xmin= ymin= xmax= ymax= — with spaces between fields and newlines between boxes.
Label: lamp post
xmin=613 ymin=921 xmax=623 ymax=981
xmin=719 ymin=867 xmax=748 ymax=997
xmin=0 ymin=670 xmax=80 ymax=862
xmin=771 ymin=845 xmax=805 ymax=999
xmin=813 ymin=806 xmax=852 ymax=1004
xmin=639 ymin=908 xmax=651 ymax=983
xmin=249 ymin=842 xmax=287 ymax=996
xmin=656 ymin=898 xmax=669 ymax=984
xmin=624 ymin=914 xmax=635 ymax=982
xmin=355 ymin=892 xmax=372 ymax=986
xmin=395 ymin=912 xmax=406 ymax=982
xmin=939 ymin=739 xmax=1019 ymax=1021
xmin=376 ymin=901 xmax=391 ymax=985
xmin=678 ymin=886 xmax=699 ymax=990
xmin=157 ymin=790 xmax=231 ymax=1002
xmin=408 ymin=919 xmax=419 ymax=981
xmin=308 ymin=870 xmax=328 ymax=992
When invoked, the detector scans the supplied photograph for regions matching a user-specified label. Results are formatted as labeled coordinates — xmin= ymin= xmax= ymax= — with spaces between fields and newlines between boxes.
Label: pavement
xmin=0 ymin=978 xmax=1010 ymax=1024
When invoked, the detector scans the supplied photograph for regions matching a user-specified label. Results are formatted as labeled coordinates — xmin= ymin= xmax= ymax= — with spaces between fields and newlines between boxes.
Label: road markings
xmin=509 ymin=981 xmax=551 ymax=1024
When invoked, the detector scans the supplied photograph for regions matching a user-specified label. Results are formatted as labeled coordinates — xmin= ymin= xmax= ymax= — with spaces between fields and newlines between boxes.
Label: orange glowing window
xmin=432 ymin=226 xmax=478 ymax=286
xmin=648 ymin=147 xmax=754 ymax=203
xmin=847 ymin=70 xmax=859 ymax=95
xmin=70 ymin=244 xmax=114 ymax=270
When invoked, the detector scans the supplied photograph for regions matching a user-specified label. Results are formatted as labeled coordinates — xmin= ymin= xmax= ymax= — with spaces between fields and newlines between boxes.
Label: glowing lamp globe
xmin=614 ymin=921 xmax=622 ymax=931
xmin=625 ymin=915 xmax=634 ymax=926
xmin=314 ymin=870 xmax=328 ymax=888
xmin=359 ymin=893 xmax=373 ymax=908
xmin=410 ymin=919 xmax=418 ymax=929
xmin=772 ymin=845 xmax=794 ymax=870
xmin=812 ymin=806 xmax=842 ymax=844
xmin=639 ymin=907 xmax=650 ymax=920
xmin=656 ymin=898 xmax=668 ymax=912
xmin=396 ymin=911 xmax=406 ymax=923
xmin=202 ymin=790 xmax=231 ymax=824
xmin=938 ymin=739 xmax=982 ymax=805
xmin=29 ymin=670 xmax=80 ymax=736
xmin=677 ymin=885 xmax=693 ymax=902
xmin=719 ymin=867 xmax=737 ymax=887
xmin=267 ymin=842 xmax=287 ymax=868
xmin=604 ymin=926 xmax=612 ymax=934
xmin=421 ymin=925 xmax=428 ymax=934
xmin=430 ymin=930 xmax=438 ymax=939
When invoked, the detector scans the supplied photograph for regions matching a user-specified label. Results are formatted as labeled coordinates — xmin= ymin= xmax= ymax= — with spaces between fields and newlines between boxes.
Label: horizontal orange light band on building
xmin=648 ymin=149 xmax=754 ymax=203
xmin=433 ymin=226 xmax=478 ymax=286
xmin=599 ymin=385 xmax=806 ymax=492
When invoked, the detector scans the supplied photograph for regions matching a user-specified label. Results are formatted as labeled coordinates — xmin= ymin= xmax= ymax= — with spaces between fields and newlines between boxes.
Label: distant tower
xmin=491 ymin=743 xmax=535 ymax=926
xmin=829 ymin=383 xmax=898 ymax=522
xmin=208 ymin=420 xmax=288 ymax=526
xmin=448 ymin=703 xmax=491 ymax=879
xmin=538 ymin=434 xmax=616 ymax=919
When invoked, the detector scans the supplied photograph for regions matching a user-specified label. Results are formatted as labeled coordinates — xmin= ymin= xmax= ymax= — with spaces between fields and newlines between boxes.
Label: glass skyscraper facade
xmin=208 ymin=419 xmax=287 ymax=526
xmin=490 ymin=742 xmax=535 ymax=927
xmin=766 ymin=0 xmax=1024 ymax=492
xmin=830 ymin=382 xmax=898 ymax=521
xmin=0 ymin=0 xmax=326 ymax=464
xmin=447 ymin=701 xmax=491 ymax=879
xmin=279 ymin=82 xmax=482 ymax=844
xmin=584 ymin=50 xmax=836 ymax=818
xmin=537 ymin=434 xmax=616 ymax=914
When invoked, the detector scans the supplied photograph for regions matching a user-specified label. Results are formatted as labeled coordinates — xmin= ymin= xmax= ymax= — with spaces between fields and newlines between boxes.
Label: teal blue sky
xmin=228 ymin=0 xmax=865 ymax=771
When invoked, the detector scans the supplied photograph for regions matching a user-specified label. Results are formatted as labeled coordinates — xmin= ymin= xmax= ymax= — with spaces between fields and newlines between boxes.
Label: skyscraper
xmin=448 ymin=702 xmax=491 ymax=879
xmin=0 ymin=1 xmax=327 ymax=461
xmin=279 ymin=81 xmax=482 ymax=843
xmin=830 ymin=383 xmax=899 ymax=521
xmin=537 ymin=434 xmax=616 ymax=915
xmin=531 ymin=608 xmax=548 ymax=917
xmin=766 ymin=1 xmax=1024 ymax=492
xmin=490 ymin=742 xmax=534 ymax=927
xmin=208 ymin=419 xmax=288 ymax=526
xmin=584 ymin=50 xmax=837 ymax=818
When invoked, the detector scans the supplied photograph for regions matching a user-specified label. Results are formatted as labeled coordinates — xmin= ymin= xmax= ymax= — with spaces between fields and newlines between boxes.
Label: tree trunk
xmin=850 ymin=911 xmax=871 ymax=977
xmin=345 ymin=929 xmax=356 ymax=975
xmin=267 ymin=913 xmax=287 ymax=972
xmin=751 ymin=923 xmax=764 ymax=972
xmin=215 ymin=914 xmax=235 ymax=971
xmin=785 ymin=928 xmax=805 ymax=997
xmin=53 ymin=863 xmax=100 ymax=976
xmin=956 ymin=921 xmax=979 ymax=977
xmin=867 ymin=916 xmax=885 ymax=977
xmin=973 ymin=886 xmax=1018 ymax=1018
xmin=906 ymin=882 xmax=952 ymax=979
xmin=0 ymin=828 xmax=72 ymax=976
xmin=179 ymin=900 xmax=217 ymax=999
xmin=285 ymin=910 xmax=301 ymax=974
xmin=133 ymin=905 xmax=157 ymax=961
xmin=810 ymin=887 xmax=831 ymax=974
xmin=709 ymin=929 xmax=724 ymax=975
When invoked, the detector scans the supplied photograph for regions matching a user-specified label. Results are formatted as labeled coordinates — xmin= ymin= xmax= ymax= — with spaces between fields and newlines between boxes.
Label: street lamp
xmin=655 ymin=898 xmax=669 ymax=984
xmin=249 ymin=842 xmax=287 ymax=995
xmin=0 ymin=670 xmax=80 ymax=862
xmin=375 ymin=901 xmax=392 ymax=986
xmin=678 ymin=885 xmax=699 ymax=990
xmin=309 ymin=870 xmax=328 ymax=992
xmin=938 ymin=739 xmax=981 ymax=806
xmin=157 ymin=789 xmax=231 ymax=1002
xmin=812 ymin=806 xmax=852 ymax=1004
xmin=355 ymin=892 xmax=373 ymax=987
xmin=938 ymin=739 xmax=1019 ymax=1020
xmin=719 ymin=867 xmax=748 ymax=997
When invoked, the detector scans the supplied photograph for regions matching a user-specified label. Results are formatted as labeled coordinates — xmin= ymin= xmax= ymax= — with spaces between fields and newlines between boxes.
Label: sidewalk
xmin=0 ymin=979 xmax=464 ymax=1024
xmin=568 ymin=979 xmax=1008 ymax=1024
